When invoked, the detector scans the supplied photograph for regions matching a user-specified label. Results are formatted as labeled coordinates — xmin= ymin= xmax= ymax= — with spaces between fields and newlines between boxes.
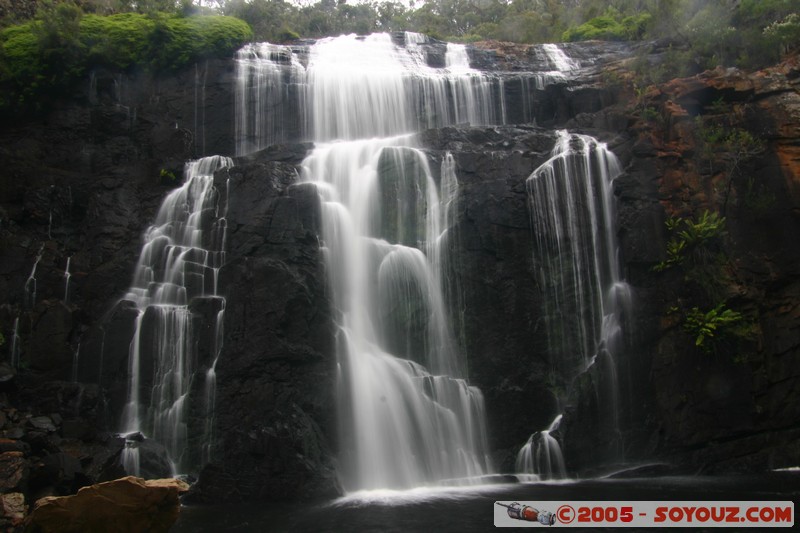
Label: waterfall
xmin=239 ymin=32 xmax=498 ymax=491
xmin=201 ymin=306 xmax=224 ymax=466
xmin=201 ymin=178 xmax=230 ymax=466
xmin=234 ymin=33 xmax=628 ymax=489
xmin=234 ymin=42 xmax=305 ymax=156
xmin=303 ymin=136 xmax=491 ymax=491
xmin=235 ymin=33 xmax=504 ymax=153
xmin=63 ymin=256 xmax=71 ymax=305
xmin=541 ymin=43 xmax=580 ymax=72
xmin=119 ymin=155 xmax=232 ymax=475
xmin=529 ymin=43 xmax=580 ymax=90
xmin=524 ymin=130 xmax=632 ymax=465
xmin=445 ymin=43 xmax=471 ymax=70
xmin=515 ymin=415 xmax=566 ymax=480
xmin=437 ymin=153 xmax=466 ymax=352
xmin=306 ymin=33 xmax=501 ymax=141
xmin=23 ymin=244 xmax=44 ymax=309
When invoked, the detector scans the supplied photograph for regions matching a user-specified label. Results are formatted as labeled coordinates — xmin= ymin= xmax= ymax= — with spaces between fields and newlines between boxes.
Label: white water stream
xmin=119 ymin=155 xmax=232 ymax=475
xmin=297 ymin=34 xmax=496 ymax=491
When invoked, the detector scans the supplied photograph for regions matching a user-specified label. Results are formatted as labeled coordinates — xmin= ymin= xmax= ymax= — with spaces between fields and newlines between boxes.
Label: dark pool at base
xmin=172 ymin=474 xmax=800 ymax=532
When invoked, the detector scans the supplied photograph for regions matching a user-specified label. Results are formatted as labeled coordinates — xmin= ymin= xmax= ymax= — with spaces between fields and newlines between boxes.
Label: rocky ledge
xmin=26 ymin=476 xmax=188 ymax=533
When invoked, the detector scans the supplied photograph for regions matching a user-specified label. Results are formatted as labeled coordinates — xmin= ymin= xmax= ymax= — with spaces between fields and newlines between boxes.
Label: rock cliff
xmin=574 ymin=54 xmax=800 ymax=475
xmin=0 ymin=38 xmax=798 ymax=509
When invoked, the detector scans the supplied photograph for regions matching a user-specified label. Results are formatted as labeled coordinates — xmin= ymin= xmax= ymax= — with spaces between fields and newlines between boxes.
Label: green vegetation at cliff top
xmin=0 ymin=7 xmax=252 ymax=114
xmin=1 ymin=0 xmax=799 ymax=115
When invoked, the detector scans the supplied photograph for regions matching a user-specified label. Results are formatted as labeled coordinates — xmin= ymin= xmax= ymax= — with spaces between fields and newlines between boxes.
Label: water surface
xmin=174 ymin=474 xmax=800 ymax=532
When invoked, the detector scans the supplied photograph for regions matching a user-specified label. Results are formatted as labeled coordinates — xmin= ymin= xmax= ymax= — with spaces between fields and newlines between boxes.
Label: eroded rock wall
xmin=1 ymin=40 xmax=799 ymax=505
xmin=562 ymin=56 xmax=800 ymax=475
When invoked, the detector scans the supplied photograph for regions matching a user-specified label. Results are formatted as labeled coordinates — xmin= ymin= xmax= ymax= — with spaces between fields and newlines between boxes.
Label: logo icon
xmin=496 ymin=502 xmax=557 ymax=525
xmin=556 ymin=504 xmax=575 ymax=524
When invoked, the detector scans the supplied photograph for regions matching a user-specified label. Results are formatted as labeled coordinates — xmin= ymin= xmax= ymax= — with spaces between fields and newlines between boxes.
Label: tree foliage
xmin=0 ymin=0 xmax=797 ymax=115
xmin=3 ymin=0 xmax=798 ymax=62
xmin=223 ymin=0 xmax=798 ymax=76
xmin=562 ymin=9 xmax=651 ymax=42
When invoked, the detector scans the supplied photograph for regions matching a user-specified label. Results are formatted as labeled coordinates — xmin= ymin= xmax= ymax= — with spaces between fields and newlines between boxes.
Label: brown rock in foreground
xmin=25 ymin=476 xmax=189 ymax=533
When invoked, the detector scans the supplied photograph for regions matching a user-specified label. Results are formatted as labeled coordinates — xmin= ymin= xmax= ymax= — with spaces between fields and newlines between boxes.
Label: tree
xmin=764 ymin=13 xmax=800 ymax=56
xmin=223 ymin=0 xmax=297 ymax=42
xmin=376 ymin=1 xmax=409 ymax=31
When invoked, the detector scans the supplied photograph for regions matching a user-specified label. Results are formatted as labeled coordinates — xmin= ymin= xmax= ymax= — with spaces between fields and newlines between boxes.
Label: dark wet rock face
xmin=188 ymin=147 xmax=339 ymax=502
xmin=418 ymin=126 xmax=562 ymax=459
xmin=561 ymin=57 xmax=800 ymax=476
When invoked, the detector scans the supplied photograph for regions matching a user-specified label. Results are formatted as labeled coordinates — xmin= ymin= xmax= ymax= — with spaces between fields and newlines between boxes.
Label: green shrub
xmin=81 ymin=13 xmax=155 ymax=70
xmin=175 ymin=15 xmax=253 ymax=64
xmin=277 ymin=25 xmax=300 ymax=42
xmin=0 ymin=23 xmax=44 ymax=108
xmin=160 ymin=168 xmax=178 ymax=183
xmin=657 ymin=209 xmax=755 ymax=353
xmin=0 ymin=11 xmax=252 ymax=114
xmin=456 ymin=33 xmax=484 ymax=43
xmin=621 ymin=14 xmax=651 ymax=40
xmin=89 ymin=13 xmax=253 ymax=71
xmin=563 ymin=15 xmax=621 ymax=41
xmin=654 ymin=210 xmax=726 ymax=272
xmin=562 ymin=13 xmax=651 ymax=42
xmin=684 ymin=303 xmax=744 ymax=350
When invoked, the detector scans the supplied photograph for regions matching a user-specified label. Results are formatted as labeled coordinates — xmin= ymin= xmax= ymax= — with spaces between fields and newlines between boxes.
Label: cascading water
xmin=540 ymin=43 xmax=580 ymax=72
xmin=528 ymin=131 xmax=628 ymax=375
xmin=234 ymin=33 xmax=632 ymax=489
xmin=525 ymin=43 xmax=581 ymax=91
xmin=509 ymin=42 xmax=582 ymax=127
xmin=200 ymin=305 xmax=225 ymax=466
xmin=523 ymin=130 xmax=633 ymax=468
xmin=306 ymin=33 xmax=501 ymax=142
xmin=233 ymin=32 xmax=501 ymax=491
xmin=234 ymin=42 xmax=305 ymax=155
xmin=201 ymin=180 xmax=230 ymax=467
xmin=437 ymin=153 xmax=466 ymax=354
xmin=515 ymin=414 xmax=566 ymax=480
xmin=63 ymin=256 xmax=71 ymax=305
xmin=23 ymin=244 xmax=44 ymax=309
xmin=235 ymin=33 xmax=505 ymax=153
xmin=119 ymin=155 xmax=232 ymax=475
xmin=303 ymin=137 xmax=492 ymax=490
